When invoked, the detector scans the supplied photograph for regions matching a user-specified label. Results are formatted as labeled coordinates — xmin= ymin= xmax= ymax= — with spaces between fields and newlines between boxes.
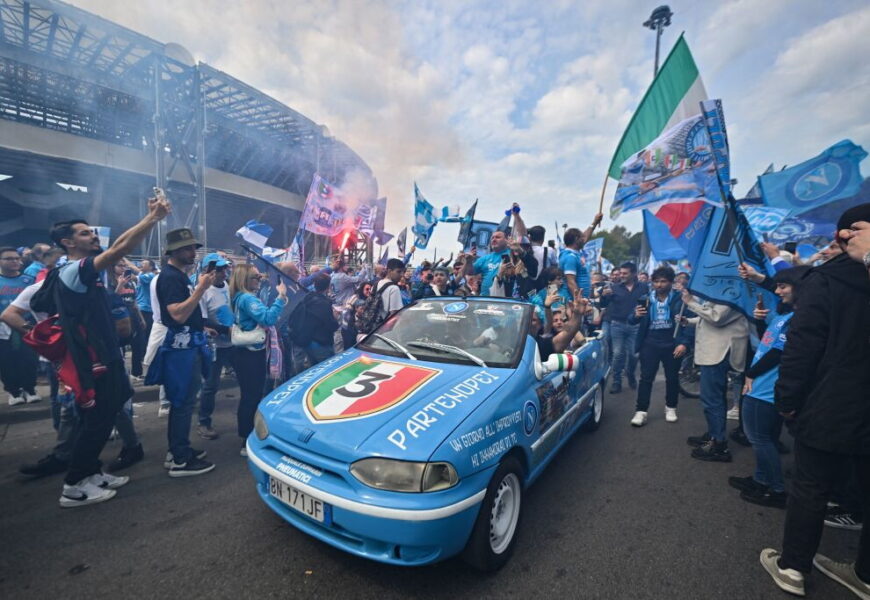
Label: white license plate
xmin=269 ymin=476 xmax=329 ymax=523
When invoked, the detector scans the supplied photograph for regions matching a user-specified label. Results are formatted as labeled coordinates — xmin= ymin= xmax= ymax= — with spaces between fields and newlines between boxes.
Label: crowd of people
xmin=2 ymin=191 xmax=870 ymax=599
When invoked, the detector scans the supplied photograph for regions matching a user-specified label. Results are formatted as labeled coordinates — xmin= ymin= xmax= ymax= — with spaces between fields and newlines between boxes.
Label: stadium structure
xmin=0 ymin=0 xmax=378 ymax=257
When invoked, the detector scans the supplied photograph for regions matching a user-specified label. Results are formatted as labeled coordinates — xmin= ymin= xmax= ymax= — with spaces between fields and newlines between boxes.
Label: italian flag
xmin=607 ymin=35 xmax=708 ymax=180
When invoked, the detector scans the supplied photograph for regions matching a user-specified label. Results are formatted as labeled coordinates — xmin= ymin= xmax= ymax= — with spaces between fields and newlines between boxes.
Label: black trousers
xmin=635 ymin=343 xmax=680 ymax=411
xmin=130 ymin=311 xmax=151 ymax=377
xmin=0 ymin=336 xmax=38 ymax=396
xmin=65 ymin=363 xmax=131 ymax=485
xmin=780 ymin=441 xmax=870 ymax=579
xmin=234 ymin=347 xmax=266 ymax=440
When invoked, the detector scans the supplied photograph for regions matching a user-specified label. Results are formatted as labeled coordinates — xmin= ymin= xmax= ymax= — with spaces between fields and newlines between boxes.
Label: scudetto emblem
xmin=305 ymin=358 xmax=440 ymax=421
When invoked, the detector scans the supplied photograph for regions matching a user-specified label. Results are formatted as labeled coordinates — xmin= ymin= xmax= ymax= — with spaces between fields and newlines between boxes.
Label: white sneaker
xmin=726 ymin=406 xmax=740 ymax=420
xmin=8 ymin=393 xmax=25 ymax=406
xmin=59 ymin=479 xmax=116 ymax=508
xmin=157 ymin=404 xmax=170 ymax=417
xmin=630 ymin=411 xmax=648 ymax=427
xmin=89 ymin=471 xmax=129 ymax=490
xmin=240 ymin=447 xmax=248 ymax=458
xmin=665 ymin=407 xmax=678 ymax=423
xmin=24 ymin=391 xmax=41 ymax=403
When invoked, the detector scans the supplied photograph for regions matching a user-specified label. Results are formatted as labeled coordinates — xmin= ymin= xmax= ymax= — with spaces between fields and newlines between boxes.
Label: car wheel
xmin=582 ymin=382 xmax=605 ymax=432
xmin=462 ymin=456 xmax=524 ymax=572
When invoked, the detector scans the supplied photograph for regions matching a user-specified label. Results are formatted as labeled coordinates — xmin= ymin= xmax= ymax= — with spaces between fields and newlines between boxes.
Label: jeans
xmin=306 ymin=341 xmax=335 ymax=366
xmin=610 ymin=320 xmax=638 ymax=384
xmin=601 ymin=320 xmax=612 ymax=363
xmin=53 ymin=400 xmax=81 ymax=463
xmin=199 ymin=346 xmax=235 ymax=427
xmin=780 ymin=441 xmax=870 ymax=579
xmin=65 ymin=363 xmax=130 ymax=485
xmin=235 ymin=347 xmax=266 ymax=440
xmin=699 ymin=357 xmax=730 ymax=442
xmin=167 ymin=353 xmax=203 ymax=463
xmin=0 ymin=337 xmax=38 ymax=396
xmin=741 ymin=395 xmax=784 ymax=492
xmin=636 ymin=343 xmax=680 ymax=411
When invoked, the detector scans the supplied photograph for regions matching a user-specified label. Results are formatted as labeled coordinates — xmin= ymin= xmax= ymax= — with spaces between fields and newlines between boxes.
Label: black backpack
xmin=356 ymin=282 xmax=396 ymax=335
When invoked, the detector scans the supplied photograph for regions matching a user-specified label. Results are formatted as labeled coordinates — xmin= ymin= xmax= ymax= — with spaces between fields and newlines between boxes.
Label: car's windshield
xmin=357 ymin=299 xmax=530 ymax=368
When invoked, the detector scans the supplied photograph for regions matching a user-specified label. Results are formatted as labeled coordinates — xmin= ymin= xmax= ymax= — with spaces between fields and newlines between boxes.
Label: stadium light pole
xmin=643 ymin=5 xmax=673 ymax=77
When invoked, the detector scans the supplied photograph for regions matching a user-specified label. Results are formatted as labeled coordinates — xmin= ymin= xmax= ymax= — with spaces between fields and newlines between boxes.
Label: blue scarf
xmin=145 ymin=328 xmax=211 ymax=406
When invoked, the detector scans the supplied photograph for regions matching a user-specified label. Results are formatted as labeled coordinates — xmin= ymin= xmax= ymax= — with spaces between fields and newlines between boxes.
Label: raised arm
xmin=94 ymin=195 xmax=170 ymax=272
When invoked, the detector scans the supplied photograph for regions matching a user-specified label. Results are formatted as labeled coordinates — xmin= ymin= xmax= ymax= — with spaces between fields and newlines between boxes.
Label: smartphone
xmin=784 ymin=242 xmax=797 ymax=254
xmin=206 ymin=261 xmax=217 ymax=273
xmin=501 ymin=254 xmax=510 ymax=264
xmin=756 ymin=293 xmax=764 ymax=309
xmin=637 ymin=297 xmax=649 ymax=308
xmin=123 ymin=269 xmax=133 ymax=277
xmin=470 ymin=242 xmax=477 ymax=251
xmin=547 ymin=283 xmax=558 ymax=296
xmin=152 ymin=186 xmax=165 ymax=201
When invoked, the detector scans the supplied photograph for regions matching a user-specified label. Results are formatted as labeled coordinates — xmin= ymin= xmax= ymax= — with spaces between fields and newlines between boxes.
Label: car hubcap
xmin=489 ymin=472 xmax=521 ymax=554
xmin=593 ymin=386 xmax=603 ymax=422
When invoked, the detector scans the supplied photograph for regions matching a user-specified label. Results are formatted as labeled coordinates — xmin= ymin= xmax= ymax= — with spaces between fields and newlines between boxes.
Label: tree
xmin=589 ymin=226 xmax=642 ymax=267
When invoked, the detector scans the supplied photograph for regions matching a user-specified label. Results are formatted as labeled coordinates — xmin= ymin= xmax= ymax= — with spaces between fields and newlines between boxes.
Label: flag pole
xmin=594 ymin=173 xmax=609 ymax=232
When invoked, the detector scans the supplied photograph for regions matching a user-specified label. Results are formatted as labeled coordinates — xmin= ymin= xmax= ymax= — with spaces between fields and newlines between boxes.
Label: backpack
xmin=355 ymin=282 xmax=396 ymax=335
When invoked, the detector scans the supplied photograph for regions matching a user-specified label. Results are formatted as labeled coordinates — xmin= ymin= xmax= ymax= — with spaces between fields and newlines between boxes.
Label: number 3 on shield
xmin=334 ymin=371 xmax=391 ymax=398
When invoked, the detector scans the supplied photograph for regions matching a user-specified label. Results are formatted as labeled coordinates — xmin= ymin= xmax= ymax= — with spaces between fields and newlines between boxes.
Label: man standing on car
xmin=760 ymin=204 xmax=870 ymax=598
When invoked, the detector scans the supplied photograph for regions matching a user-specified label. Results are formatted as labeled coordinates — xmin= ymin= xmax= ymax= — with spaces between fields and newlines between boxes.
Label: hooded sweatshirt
xmin=774 ymin=253 xmax=870 ymax=455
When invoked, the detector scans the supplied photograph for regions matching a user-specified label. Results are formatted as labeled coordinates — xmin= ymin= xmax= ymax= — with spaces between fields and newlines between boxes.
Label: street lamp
xmin=643 ymin=5 xmax=673 ymax=77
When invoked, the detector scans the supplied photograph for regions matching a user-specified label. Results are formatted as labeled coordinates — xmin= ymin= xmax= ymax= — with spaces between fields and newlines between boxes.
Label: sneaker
xmin=24 ymin=391 xmax=41 ymax=403
xmin=813 ymin=554 xmax=870 ymax=600
xmin=163 ymin=448 xmax=207 ymax=469
xmin=197 ymin=424 xmax=219 ymax=440
xmin=59 ymin=479 xmax=116 ymax=508
xmin=824 ymin=506 xmax=863 ymax=531
xmin=687 ymin=432 xmax=711 ymax=448
xmin=665 ymin=407 xmax=678 ymax=423
xmin=240 ymin=446 xmax=248 ymax=458
xmin=8 ymin=393 xmax=25 ymax=406
xmin=729 ymin=428 xmax=751 ymax=447
xmin=609 ymin=383 xmax=622 ymax=394
xmin=728 ymin=475 xmax=765 ymax=494
xmin=89 ymin=471 xmax=130 ymax=489
xmin=760 ymin=549 xmax=805 ymax=597
xmin=726 ymin=406 xmax=739 ymax=420
xmin=107 ymin=443 xmax=144 ymax=473
xmin=740 ymin=487 xmax=787 ymax=509
xmin=691 ymin=440 xmax=732 ymax=462
xmin=19 ymin=454 xmax=69 ymax=477
xmin=630 ymin=411 xmax=648 ymax=427
xmin=626 ymin=374 xmax=637 ymax=390
xmin=168 ymin=456 xmax=215 ymax=478
xmin=157 ymin=404 xmax=170 ymax=418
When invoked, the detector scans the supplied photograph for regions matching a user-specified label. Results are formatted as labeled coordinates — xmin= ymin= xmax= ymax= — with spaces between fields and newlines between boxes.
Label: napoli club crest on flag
xmin=305 ymin=359 xmax=440 ymax=421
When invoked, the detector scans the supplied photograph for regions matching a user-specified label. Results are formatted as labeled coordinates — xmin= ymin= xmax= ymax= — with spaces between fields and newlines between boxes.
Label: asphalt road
xmin=0 ymin=378 xmax=857 ymax=599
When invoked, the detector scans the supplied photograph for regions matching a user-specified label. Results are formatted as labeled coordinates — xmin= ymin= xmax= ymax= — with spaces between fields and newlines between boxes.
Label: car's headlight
xmin=254 ymin=410 xmax=269 ymax=440
xmin=350 ymin=458 xmax=459 ymax=493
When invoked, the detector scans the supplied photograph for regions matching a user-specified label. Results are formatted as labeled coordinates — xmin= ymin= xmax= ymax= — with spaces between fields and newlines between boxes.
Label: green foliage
xmin=589 ymin=226 xmax=642 ymax=268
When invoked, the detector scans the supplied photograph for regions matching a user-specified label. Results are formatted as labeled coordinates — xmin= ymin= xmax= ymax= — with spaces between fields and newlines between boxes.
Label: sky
xmin=76 ymin=0 xmax=870 ymax=260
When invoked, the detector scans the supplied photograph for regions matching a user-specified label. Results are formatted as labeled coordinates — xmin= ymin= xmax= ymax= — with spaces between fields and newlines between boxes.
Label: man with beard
xmin=47 ymin=194 xmax=170 ymax=506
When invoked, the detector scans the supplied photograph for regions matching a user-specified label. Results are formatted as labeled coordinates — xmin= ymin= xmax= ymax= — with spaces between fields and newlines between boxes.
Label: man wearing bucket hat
xmin=149 ymin=228 xmax=216 ymax=478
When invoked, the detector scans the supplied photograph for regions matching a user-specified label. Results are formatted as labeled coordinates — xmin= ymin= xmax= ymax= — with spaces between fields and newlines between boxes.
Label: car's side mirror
xmin=535 ymin=352 xmax=581 ymax=379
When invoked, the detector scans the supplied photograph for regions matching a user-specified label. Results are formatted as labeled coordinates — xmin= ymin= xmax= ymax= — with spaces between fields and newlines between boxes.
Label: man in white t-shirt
xmin=377 ymin=258 xmax=405 ymax=321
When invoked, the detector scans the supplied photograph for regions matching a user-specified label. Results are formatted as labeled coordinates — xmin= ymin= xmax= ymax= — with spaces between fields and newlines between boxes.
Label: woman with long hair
xmin=229 ymin=264 xmax=286 ymax=456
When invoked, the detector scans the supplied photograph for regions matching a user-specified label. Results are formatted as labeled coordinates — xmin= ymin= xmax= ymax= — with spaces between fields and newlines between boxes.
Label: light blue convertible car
xmin=247 ymin=297 xmax=608 ymax=571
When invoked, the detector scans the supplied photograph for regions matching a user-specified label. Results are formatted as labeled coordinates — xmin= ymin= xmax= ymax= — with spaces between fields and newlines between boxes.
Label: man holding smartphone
xmin=628 ymin=266 xmax=693 ymax=427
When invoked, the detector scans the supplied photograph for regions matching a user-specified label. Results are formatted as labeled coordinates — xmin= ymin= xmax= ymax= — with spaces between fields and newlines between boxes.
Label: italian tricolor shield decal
xmin=305 ymin=359 xmax=440 ymax=421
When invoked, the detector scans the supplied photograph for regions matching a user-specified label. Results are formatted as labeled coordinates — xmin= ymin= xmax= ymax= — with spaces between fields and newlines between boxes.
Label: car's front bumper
xmin=246 ymin=437 xmax=491 ymax=566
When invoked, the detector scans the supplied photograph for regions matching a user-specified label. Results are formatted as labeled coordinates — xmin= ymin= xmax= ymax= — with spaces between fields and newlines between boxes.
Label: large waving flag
xmin=299 ymin=174 xmax=349 ymax=237
xmin=759 ymin=140 xmax=866 ymax=216
xmin=236 ymin=220 xmax=273 ymax=250
xmin=412 ymin=183 xmax=438 ymax=249
xmin=582 ymin=237 xmax=603 ymax=267
xmin=607 ymin=35 xmax=707 ymax=181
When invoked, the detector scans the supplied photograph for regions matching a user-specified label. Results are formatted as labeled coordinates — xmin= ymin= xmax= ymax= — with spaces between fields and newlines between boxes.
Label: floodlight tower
xmin=644 ymin=5 xmax=673 ymax=77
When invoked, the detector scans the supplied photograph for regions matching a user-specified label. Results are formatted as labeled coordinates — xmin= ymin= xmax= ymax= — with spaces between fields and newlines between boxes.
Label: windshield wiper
xmin=373 ymin=334 xmax=417 ymax=360
xmin=407 ymin=341 xmax=487 ymax=367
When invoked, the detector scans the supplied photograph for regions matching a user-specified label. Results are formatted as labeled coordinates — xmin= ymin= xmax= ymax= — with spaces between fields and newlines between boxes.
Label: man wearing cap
xmin=760 ymin=203 xmax=870 ymax=598
xmin=197 ymin=253 xmax=233 ymax=440
xmin=150 ymin=228 xmax=216 ymax=478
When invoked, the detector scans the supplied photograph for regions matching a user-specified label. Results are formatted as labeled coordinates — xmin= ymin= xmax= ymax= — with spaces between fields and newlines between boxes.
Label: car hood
xmin=259 ymin=349 xmax=512 ymax=462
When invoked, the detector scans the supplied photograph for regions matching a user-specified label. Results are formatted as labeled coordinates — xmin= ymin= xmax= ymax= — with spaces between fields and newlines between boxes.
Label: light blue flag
xmin=600 ymin=257 xmax=615 ymax=274
xmin=759 ymin=140 xmax=866 ymax=216
xmin=643 ymin=210 xmax=688 ymax=260
xmin=582 ymin=238 xmax=603 ymax=267
xmin=412 ymin=183 xmax=437 ymax=249
xmin=741 ymin=206 xmax=791 ymax=237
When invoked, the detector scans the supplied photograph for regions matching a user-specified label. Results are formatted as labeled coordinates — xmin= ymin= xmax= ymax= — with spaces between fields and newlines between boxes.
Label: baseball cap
xmin=201 ymin=252 xmax=229 ymax=268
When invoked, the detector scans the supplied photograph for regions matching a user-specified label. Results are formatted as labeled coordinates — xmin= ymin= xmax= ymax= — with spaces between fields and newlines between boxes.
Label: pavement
xmin=0 ymin=377 xmax=858 ymax=599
